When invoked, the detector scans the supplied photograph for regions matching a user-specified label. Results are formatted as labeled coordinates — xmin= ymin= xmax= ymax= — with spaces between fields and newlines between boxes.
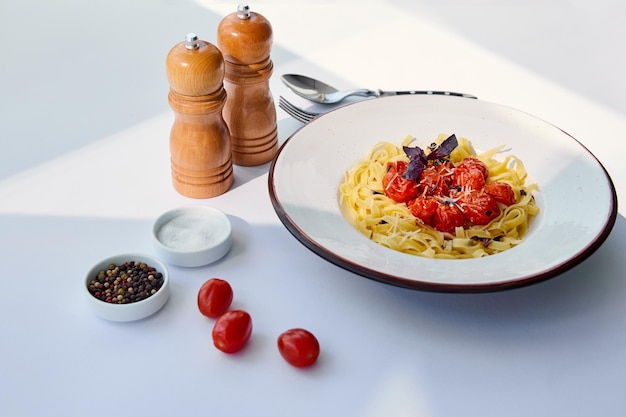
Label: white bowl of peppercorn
xmin=85 ymin=254 xmax=170 ymax=322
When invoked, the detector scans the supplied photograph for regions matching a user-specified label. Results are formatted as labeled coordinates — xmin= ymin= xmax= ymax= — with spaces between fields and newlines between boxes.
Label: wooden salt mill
xmin=165 ymin=33 xmax=233 ymax=198
xmin=217 ymin=4 xmax=278 ymax=166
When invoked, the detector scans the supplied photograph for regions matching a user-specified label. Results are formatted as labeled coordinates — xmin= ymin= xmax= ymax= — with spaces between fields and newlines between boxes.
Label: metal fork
xmin=278 ymin=96 xmax=321 ymax=123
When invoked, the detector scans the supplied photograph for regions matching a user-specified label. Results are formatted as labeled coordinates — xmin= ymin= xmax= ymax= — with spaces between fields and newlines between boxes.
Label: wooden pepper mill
xmin=165 ymin=33 xmax=233 ymax=198
xmin=217 ymin=4 xmax=278 ymax=166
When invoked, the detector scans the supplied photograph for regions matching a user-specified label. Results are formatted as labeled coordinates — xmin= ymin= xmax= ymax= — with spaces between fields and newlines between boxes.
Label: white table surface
xmin=1 ymin=1 xmax=625 ymax=416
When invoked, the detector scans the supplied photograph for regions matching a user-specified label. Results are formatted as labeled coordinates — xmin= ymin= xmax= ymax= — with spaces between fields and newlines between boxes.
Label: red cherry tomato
xmin=197 ymin=278 xmax=233 ymax=318
xmin=277 ymin=328 xmax=320 ymax=368
xmin=382 ymin=161 xmax=419 ymax=203
xmin=407 ymin=195 xmax=438 ymax=225
xmin=433 ymin=203 xmax=465 ymax=234
xmin=418 ymin=164 xmax=451 ymax=197
xmin=212 ymin=310 xmax=252 ymax=354
xmin=434 ymin=160 xmax=456 ymax=183
xmin=456 ymin=189 xmax=500 ymax=225
xmin=453 ymin=158 xmax=488 ymax=190
xmin=484 ymin=182 xmax=516 ymax=206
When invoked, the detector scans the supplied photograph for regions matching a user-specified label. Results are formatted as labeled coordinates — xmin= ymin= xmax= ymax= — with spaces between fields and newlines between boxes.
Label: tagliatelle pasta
xmin=339 ymin=134 xmax=539 ymax=259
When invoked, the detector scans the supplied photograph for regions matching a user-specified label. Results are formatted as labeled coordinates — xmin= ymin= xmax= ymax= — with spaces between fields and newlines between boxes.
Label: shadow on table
xmin=2 ymin=209 xmax=622 ymax=417
xmin=228 ymin=116 xmax=304 ymax=190
xmin=368 ymin=213 xmax=626 ymax=335
xmin=2 ymin=209 xmax=623 ymax=340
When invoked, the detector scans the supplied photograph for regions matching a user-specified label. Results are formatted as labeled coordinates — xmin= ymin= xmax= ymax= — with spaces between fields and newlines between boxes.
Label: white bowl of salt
xmin=152 ymin=206 xmax=232 ymax=267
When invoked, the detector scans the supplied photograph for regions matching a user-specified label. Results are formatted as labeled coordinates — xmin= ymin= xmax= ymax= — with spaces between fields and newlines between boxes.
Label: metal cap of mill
xmin=237 ymin=3 xmax=251 ymax=19
xmin=185 ymin=33 xmax=201 ymax=50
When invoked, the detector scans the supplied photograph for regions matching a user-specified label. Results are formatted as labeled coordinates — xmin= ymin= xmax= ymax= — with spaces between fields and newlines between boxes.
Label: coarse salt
xmin=156 ymin=214 xmax=225 ymax=251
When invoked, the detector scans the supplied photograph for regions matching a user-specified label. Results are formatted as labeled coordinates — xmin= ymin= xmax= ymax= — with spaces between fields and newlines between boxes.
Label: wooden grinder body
xmin=166 ymin=36 xmax=233 ymax=198
xmin=218 ymin=5 xmax=278 ymax=166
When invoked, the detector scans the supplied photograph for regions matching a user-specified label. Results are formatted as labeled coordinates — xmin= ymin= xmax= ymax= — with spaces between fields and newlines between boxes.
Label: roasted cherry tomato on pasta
xmin=277 ymin=328 xmax=320 ymax=368
xmin=456 ymin=189 xmax=500 ymax=225
xmin=484 ymin=182 xmax=516 ymax=206
xmin=212 ymin=310 xmax=252 ymax=354
xmin=381 ymin=148 xmax=516 ymax=235
xmin=383 ymin=161 xmax=419 ymax=203
xmin=198 ymin=278 xmax=233 ymax=318
xmin=433 ymin=160 xmax=456 ymax=182
xmin=433 ymin=203 xmax=465 ymax=234
xmin=418 ymin=164 xmax=451 ymax=197
xmin=408 ymin=195 xmax=438 ymax=225
xmin=453 ymin=157 xmax=488 ymax=190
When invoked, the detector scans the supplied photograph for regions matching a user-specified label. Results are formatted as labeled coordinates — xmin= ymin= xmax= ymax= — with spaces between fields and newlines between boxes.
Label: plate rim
xmin=269 ymin=96 xmax=618 ymax=292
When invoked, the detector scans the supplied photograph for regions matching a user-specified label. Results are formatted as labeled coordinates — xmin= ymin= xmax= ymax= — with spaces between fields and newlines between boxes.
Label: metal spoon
xmin=281 ymin=74 xmax=477 ymax=104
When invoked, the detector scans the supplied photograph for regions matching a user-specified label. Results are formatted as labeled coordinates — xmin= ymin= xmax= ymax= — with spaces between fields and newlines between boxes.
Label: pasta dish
xmin=339 ymin=134 xmax=539 ymax=259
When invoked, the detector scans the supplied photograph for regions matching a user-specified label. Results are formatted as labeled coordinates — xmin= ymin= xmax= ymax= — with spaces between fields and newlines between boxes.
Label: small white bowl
xmin=152 ymin=206 xmax=232 ymax=267
xmin=85 ymin=254 xmax=170 ymax=322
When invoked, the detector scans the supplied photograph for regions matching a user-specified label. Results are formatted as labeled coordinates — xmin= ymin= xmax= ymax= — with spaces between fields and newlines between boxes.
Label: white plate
xmin=269 ymin=95 xmax=617 ymax=292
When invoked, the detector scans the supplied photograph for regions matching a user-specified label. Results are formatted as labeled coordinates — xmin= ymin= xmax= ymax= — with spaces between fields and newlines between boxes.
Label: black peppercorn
xmin=88 ymin=261 xmax=164 ymax=304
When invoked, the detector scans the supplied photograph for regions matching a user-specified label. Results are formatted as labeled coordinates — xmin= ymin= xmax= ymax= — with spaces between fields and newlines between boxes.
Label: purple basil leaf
xmin=401 ymin=135 xmax=459 ymax=181
xmin=402 ymin=145 xmax=427 ymax=181
xmin=403 ymin=145 xmax=426 ymax=161
xmin=427 ymin=134 xmax=458 ymax=160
